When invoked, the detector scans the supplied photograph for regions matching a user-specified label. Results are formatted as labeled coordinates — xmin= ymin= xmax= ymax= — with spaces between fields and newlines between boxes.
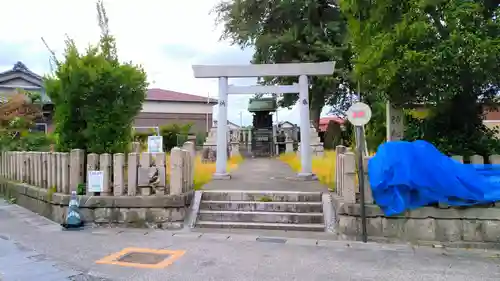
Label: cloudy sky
xmin=0 ymin=0 xmax=331 ymax=126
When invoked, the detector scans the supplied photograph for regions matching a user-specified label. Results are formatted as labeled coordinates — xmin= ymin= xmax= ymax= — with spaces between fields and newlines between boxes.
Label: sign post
xmin=87 ymin=170 xmax=104 ymax=193
xmin=346 ymin=102 xmax=372 ymax=243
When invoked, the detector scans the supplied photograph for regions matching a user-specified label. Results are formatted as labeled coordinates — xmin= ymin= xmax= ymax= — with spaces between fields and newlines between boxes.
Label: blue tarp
xmin=367 ymin=140 xmax=500 ymax=216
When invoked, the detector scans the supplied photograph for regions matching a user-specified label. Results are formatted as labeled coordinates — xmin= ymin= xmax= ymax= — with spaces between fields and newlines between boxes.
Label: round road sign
xmin=346 ymin=102 xmax=372 ymax=126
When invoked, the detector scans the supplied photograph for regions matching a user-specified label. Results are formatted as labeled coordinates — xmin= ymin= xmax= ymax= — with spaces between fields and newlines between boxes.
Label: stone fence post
xmin=181 ymin=149 xmax=190 ymax=193
xmin=113 ymin=153 xmax=125 ymax=196
xmin=334 ymin=145 xmax=347 ymax=197
xmin=362 ymin=156 xmax=373 ymax=204
xmin=182 ymin=142 xmax=195 ymax=189
xmin=341 ymin=152 xmax=356 ymax=203
xmin=69 ymin=149 xmax=84 ymax=194
xmin=170 ymin=147 xmax=183 ymax=195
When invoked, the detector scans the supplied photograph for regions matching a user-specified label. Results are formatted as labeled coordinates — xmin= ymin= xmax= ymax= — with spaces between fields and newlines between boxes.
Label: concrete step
xmin=200 ymin=200 xmax=323 ymax=213
xmin=201 ymin=190 xmax=322 ymax=202
xmin=196 ymin=221 xmax=325 ymax=232
xmin=198 ymin=210 xmax=324 ymax=224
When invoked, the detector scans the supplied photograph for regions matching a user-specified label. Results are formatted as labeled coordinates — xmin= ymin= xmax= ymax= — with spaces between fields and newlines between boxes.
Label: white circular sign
xmin=346 ymin=102 xmax=372 ymax=126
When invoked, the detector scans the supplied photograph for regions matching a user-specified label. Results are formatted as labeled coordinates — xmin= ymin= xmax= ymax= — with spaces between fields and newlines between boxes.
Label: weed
xmin=279 ymin=150 xmax=336 ymax=190
xmin=259 ymin=196 xmax=273 ymax=202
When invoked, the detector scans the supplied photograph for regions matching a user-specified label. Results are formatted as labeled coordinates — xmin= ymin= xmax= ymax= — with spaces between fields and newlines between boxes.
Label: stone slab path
xmin=202 ymin=158 xmax=329 ymax=192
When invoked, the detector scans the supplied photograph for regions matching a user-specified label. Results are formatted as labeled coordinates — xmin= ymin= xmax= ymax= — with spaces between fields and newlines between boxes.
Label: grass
xmin=192 ymin=154 xmax=243 ymax=190
xmin=165 ymin=153 xmax=244 ymax=190
xmin=279 ymin=150 xmax=336 ymax=190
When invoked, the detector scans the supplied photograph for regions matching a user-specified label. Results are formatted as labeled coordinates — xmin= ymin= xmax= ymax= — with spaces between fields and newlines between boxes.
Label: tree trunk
xmin=309 ymin=105 xmax=322 ymax=130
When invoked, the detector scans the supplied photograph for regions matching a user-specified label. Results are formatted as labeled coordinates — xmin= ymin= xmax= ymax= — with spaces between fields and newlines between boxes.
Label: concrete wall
xmin=333 ymin=145 xmax=500 ymax=247
xmin=334 ymin=198 xmax=500 ymax=247
xmin=135 ymin=112 xmax=213 ymax=133
xmin=0 ymin=181 xmax=191 ymax=229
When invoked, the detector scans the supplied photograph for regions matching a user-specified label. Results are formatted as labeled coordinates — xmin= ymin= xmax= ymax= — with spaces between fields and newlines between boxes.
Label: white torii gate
xmin=192 ymin=62 xmax=336 ymax=179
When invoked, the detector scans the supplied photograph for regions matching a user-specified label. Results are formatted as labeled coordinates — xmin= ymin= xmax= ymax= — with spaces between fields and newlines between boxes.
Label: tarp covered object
xmin=367 ymin=140 xmax=500 ymax=216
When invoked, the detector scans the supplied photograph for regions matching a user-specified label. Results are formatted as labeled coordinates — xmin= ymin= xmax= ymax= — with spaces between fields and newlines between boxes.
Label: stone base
xmin=0 ymin=180 xmax=192 ymax=228
xmin=212 ymin=173 xmax=231 ymax=180
xmin=293 ymin=173 xmax=318 ymax=181
xmin=333 ymin=197 xmax=500 ymax=246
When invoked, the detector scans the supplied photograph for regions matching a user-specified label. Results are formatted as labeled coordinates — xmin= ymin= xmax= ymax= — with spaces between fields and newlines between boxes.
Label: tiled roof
xmin=146 ymin=88 xmax=217 ymax=104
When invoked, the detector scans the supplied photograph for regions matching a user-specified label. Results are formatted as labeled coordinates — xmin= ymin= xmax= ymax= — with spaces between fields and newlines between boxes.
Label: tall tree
xmin=341 ymin=0 xmax=500 ymax=155
xmin=214 ymin=0 xmax=352 ymax=127
xmin=44 ymin=0 xmax=148 ymax=153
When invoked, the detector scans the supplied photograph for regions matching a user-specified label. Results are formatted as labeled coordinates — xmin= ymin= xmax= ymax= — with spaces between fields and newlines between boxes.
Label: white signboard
xmin=347 ymin=102 xmax=372 ymax=126
xmin=147 ymin=136 xmax=163 ymax=153
xmin=87 ymin=171 xmax=104 ymax=193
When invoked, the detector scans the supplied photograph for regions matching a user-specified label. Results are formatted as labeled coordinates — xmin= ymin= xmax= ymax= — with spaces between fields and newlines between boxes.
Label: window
xmin=32 ymin=123 xmax=48 ymax=134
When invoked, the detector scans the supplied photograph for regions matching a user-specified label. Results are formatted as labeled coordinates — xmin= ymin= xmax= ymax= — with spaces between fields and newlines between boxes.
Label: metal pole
xmin=355 ymin=125 xmax=368 ymax=243
xmin=206 ymin=92 xmax=210 ymax=134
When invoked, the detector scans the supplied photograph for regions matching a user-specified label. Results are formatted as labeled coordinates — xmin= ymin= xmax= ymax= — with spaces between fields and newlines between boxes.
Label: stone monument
xmin=203 ymin=126 xmax=218 ymax=148
xmin=298 ymin=121 xmax=324 ymax=156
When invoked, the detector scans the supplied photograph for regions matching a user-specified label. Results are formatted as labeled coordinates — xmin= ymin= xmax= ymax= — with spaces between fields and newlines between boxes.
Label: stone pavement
xmin=1 ymin=200 xmax=500 ymax=280
xmin=203 ymin=158 xmax=328 ymax=192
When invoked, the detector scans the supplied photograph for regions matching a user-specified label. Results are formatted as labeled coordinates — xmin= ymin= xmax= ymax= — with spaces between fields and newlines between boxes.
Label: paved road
xmin=1 ymin=200 xmax=500 ymax=281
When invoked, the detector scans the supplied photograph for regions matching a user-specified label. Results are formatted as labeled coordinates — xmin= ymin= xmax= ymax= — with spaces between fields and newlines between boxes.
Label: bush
xmin=195 ymin=132 xmax=207 ymax=146
xmin=44 ymin=1 xmax=148 ymax=154
xmin=323 ymin=121 xmax=342 ymax=150
xmin=159 ymin=123 xmax=192 ymax=152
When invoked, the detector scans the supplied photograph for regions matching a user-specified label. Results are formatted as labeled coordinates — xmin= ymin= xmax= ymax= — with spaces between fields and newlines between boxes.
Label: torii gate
xmin=192 ymin=62 xmax=336 ymax=179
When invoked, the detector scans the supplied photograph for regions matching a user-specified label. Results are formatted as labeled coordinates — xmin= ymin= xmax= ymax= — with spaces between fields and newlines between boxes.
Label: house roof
xmin=0 ymin=61 xmax=43 ymax=87
xmin=318 ymin=116 xmax=345 ymax=132
xmin=146 ymin=88 xmax=217 ymax=104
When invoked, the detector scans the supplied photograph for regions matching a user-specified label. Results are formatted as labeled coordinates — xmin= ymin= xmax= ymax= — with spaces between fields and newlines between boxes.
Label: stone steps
xmin=200 ymin=201 xmax=323 ymax=213
xmin=196 ymin=221 xmax=325 ymax=231
xmin=201 ymin=190 xmax=322 ymax=202
xmin=199 ymin=210 xmax=324 ymax=224
xmin=194 ymin=190 xmax=326 ymax=232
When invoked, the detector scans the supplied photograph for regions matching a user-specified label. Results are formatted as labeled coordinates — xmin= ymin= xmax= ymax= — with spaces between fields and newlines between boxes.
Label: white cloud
xmin=0 ymin=0 xmax=331 ymax=126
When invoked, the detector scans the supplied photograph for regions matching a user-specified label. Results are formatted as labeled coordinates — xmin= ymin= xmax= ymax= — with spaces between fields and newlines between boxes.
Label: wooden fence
xmin=0 ymin=142 xmax=196 ymax=196
xmin=334 ymin=145 xmax=500 ymax=204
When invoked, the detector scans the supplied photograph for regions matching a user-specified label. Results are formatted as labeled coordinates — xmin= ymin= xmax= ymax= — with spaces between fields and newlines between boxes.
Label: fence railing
xmin=334 ymin=145 xmax=500 ymax=204
xmin=0 ymin=142 xmax=196 ymax=196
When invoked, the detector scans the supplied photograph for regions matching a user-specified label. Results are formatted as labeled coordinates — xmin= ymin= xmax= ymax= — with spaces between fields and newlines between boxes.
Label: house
xmin=318 ymin=116 xmax=345 ymax=132
xmin=136 ymin=88 xmax=217 ymax=133
xmin=277 ymin=121 xmax=295 ymax=129
xmin=0 ymin=62 xmax=53 ymax=133
xmin=0 ymin=62 xmax=218 ymax=134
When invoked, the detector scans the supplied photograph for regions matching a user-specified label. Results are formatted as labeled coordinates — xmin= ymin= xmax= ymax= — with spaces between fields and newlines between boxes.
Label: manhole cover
xmin=117 ymin=252 xmax=170 ymax=265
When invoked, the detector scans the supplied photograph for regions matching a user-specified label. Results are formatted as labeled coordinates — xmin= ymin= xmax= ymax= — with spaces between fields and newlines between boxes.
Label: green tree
xmin=214 ymin=0 xmax=352 ymax=127
xmin=44 ymin=0 xmax=148 ymax=153
xmin=341 ymin=0 xmax=500 ymax=155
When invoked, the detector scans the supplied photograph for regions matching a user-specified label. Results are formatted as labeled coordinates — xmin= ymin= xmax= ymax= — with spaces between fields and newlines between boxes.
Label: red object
xmin=318 ymin=116 xmax=345 ymax=132
xmin=352 ymin=111 xmax=365 ymax=118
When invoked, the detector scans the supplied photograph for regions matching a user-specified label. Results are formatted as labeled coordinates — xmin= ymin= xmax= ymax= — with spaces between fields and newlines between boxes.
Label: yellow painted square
xmin=95 ymin=247 xmax=185 ymax=269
